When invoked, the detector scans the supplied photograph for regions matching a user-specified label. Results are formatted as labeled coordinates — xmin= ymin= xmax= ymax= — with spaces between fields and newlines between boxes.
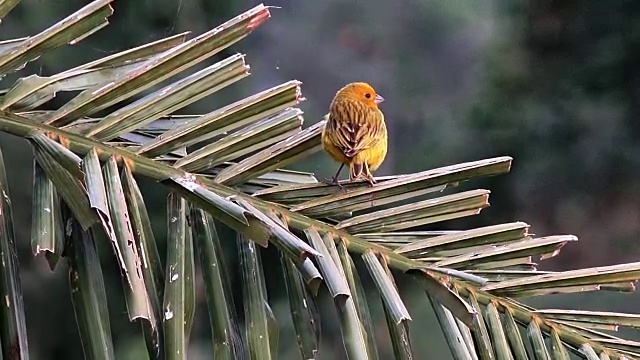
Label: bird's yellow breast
xmin=360 ymin=131 xmax=387 ymax=171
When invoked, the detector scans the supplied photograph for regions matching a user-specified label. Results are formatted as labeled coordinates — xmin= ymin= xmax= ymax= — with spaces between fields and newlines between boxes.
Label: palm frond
xmin=0 ymin=2 xmax=637 ymax=360
xmin=190 ymin=209 xmax=245 ymax=358
xmin=66 ymin=218 xmax=116 ymax=359
xmin=0 ymin=149 xmax=28 ymax=358
xmin=0 ymin=0 xmax=113 ymax=76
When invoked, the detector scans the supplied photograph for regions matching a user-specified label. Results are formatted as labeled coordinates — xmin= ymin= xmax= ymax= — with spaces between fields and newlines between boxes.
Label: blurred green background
xmin=4 ymin=0 xmax=640 ymax=359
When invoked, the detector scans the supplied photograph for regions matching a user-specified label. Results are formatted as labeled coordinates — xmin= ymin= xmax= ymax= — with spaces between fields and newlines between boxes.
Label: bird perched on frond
xmin=321 ymin=82 xmax=388 ymax=186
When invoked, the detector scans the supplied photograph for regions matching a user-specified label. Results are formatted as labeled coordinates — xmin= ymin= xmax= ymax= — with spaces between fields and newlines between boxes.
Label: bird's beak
xmin=374 ymin=94 xmax=385 ymax=104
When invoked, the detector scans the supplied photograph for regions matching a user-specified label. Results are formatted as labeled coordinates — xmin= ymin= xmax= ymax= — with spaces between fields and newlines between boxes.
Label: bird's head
xmin=335 ymin=82 xmax=384 ymax=108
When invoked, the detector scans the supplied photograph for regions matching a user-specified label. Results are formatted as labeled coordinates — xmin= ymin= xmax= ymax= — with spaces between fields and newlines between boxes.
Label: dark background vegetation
xmin=3 ymin=0 xmax=640 ymax=358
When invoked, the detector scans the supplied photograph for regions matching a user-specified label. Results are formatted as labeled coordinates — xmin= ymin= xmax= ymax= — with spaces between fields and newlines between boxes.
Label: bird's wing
xmin=327 ymin=104 xmax=385 ymax=158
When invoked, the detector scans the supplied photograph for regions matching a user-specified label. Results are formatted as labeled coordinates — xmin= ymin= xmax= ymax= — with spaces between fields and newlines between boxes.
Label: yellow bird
xmin=321 ymin=82 xmax=388 ymax=186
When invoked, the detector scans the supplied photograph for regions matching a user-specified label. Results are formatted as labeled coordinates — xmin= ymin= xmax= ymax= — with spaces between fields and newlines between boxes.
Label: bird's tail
xmin=349 ymin=162 xmax=365 ymax=182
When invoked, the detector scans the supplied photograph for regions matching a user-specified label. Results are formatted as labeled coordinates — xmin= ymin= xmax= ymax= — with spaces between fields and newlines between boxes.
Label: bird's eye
xmin=365 ymin=93 xmax=371 ymax=99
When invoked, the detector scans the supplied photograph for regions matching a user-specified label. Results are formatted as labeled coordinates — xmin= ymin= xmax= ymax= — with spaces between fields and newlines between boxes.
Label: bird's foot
xmin=346 ymin=175 xmax=376 ymax=188
xmin=366 ymin=177 xmax=376 ymax=187
xmin=321 ymin=177 xmax=339 ymax=185
xmin=321 ymin=177 xmax=345 ymax=190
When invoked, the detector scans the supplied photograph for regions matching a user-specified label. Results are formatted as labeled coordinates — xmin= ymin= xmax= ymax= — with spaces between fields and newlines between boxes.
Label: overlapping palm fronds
xmin=0 ymin=1 xmax=638 ymax=359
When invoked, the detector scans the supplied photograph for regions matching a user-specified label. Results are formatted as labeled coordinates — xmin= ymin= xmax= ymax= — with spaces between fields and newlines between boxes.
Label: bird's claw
xmin=321 ymin=177 xmax=338 ymax=185
xmin=321 ymin=177 xmax=345 ymax=190
xmin=361 ymin=172 xmax=376 ymax=187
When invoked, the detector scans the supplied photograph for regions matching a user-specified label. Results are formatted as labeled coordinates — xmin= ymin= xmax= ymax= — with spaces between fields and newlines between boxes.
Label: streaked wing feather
xmin=328 ymin=100 xmax=385 ymax=158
